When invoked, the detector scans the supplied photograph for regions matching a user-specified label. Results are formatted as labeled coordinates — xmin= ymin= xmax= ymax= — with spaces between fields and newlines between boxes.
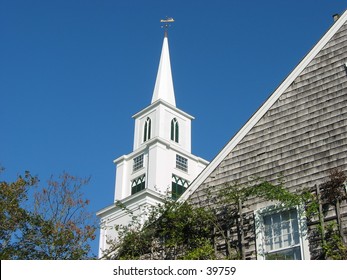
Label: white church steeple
xmin=97 ymin=21 xmax=208 ymax=257
xmin=151 ymin=31 xmax=176 ymax=106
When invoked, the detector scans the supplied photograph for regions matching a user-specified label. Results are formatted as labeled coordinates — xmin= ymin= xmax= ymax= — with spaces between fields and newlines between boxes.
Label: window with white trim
xmin=263 ymin=209 xmax=301 ymax=259
xmin=143 ymin=117 xmax=151 ymax=142
xmin=256 ymin=207 xmax=305 ymax=260
xmin=133 ymin=154 xmax=144 ymax=172
xmin=176 ymin=154 xmax=188 ymax=172
xmin=171 ymin=118 xmax=179 ymax=143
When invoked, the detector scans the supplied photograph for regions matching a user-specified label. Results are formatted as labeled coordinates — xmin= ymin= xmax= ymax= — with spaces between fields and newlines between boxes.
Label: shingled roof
xmin=180 ymin=9 xmax=347 ymax=202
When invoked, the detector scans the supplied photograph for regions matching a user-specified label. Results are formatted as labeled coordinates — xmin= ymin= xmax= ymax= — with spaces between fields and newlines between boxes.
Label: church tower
xmin=97 ymin=24 xmax=209 ymax=256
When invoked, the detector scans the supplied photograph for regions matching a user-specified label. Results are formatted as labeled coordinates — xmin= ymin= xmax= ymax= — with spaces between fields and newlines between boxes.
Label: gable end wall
xmin=189 ymin=20 xmax=347 ymax=260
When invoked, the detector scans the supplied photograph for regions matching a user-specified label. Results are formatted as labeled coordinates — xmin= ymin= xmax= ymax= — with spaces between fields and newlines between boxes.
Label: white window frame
xmin=133 ymin=154 xmax=144 ymax=172
xmin=176 ymin=154 xmax=188 ymax=172
xmin=255 ymin=204 xmax=310 ymax=260
xmin=171 ymin=118 xmax=179 ymax=143
xmin=143 ymin=117 xmax=151 ymax=142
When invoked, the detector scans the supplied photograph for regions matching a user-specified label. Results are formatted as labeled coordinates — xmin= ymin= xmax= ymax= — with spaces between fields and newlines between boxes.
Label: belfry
xmin=97 ymin=20 xmax=208 ymax=257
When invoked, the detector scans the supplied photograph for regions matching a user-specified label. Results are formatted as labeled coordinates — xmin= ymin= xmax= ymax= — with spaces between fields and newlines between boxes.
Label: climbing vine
xmin=101 ymin=170 xmax=347 ymax=260
xmin=308 ymin=169 xmax=347 ymax=259
xmin=101 ymin=198 xmax=215 ymax=260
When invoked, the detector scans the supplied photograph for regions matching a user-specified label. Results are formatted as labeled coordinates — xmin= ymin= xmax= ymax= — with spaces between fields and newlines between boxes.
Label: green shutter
xmin=171 ymin=119 xmax=174 ymax=141
xmin=171 ymin=174 xmax=188 ymax=200
xmin=131 ymin=175 xmax=146 ymax=195
xmin=143 ymin=122 xmax=148 ymax=142
xmin=148 ymin=118 xmax=151 ymax=139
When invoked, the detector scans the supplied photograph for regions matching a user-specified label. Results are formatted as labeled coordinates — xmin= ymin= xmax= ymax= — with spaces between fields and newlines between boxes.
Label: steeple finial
xmin=151 ymin=17 xmax=176 ymax=106
xmin=161 ymin=17 xmax=174 ymax=38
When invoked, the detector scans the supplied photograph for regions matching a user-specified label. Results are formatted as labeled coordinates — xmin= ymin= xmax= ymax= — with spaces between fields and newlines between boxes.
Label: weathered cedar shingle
xmin=189 ymin=16 xmax=347 ymax=260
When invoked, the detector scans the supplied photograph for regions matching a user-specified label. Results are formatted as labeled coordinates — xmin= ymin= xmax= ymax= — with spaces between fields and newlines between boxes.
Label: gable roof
xmin=179 ymin=9 xmax=347 ymax=202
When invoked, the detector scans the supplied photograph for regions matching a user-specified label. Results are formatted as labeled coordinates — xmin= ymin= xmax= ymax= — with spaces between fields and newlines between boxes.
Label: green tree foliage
xmin=101 ymin=170 xmax=347 ymax=260
xmin=321 ymin=222 xmax=347 ymax=260
xmin=200 ymin=177 xmax=312 ymax=259
xmin=320 ymin=168 xmax=347 ymax=205
xmin=0 ymin=170 xmax=37 ymax=258
xmin=101 ymin=198 xmax=215 ymax=260
xmin=101 ymin=178 xmax=309 ymax=260
xmin=313 ymin=169 xmax=347 ymax=259
xmin=0 ymin=169 xmax=96 ymax=259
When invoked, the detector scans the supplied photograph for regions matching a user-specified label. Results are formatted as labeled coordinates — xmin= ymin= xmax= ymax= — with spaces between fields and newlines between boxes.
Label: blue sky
xmin=1 ymin=0 xmax=346 ymax=257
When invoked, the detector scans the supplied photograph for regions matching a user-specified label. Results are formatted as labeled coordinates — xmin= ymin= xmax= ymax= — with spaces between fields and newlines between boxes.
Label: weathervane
xmin=160 ymin=17 xmax=174 ymax=36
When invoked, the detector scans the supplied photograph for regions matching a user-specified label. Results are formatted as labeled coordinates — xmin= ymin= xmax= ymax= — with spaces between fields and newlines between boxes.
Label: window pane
xmin=131 ymin=175 xmax=145 ymax=195
xmin=171 ymin=118 xmax=179 ymax=143
xmin=263 ymin=208 xmax=301 ymax=259
xmin=171 ymin=119 xmax=174 ymax=141
xmin=290 ymin=210 xmax=300 ymax=244
xmin=143 ymin=122 xmax=148 ymax=142
xmin=282 ymin=220 xmax=291 ymax=235
xmin=266 ymin=246 xmax=302 ymax=260
xmin=176 ymin=155 xmax=188 ymax=172
xmin=133 ymin=154 xmax=144 ymax=172
xmin=148 ymin=118 xmax=151 ymax=139
xmin=272 ymin=214 xmax=282 ymax=250
xmin=172 ymin=182 xmax=186 ymax=200
xmin=144 ymin=118 xmax=151 ymax=142
xmin=172 ymin=175 xmax=188 ymax=200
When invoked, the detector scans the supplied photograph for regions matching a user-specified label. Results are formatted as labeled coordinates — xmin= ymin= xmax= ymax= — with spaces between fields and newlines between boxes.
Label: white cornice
xmin=96 ymin=188 xmax=165 ymax=218
xmin=114 ymin=136 xmax=209 ymax=166
xmin=132 ymin=99 xmax=195 ymax=120
xmin=178 ymin=9 xmax=347 ymax=203
xmin=113 ymin=144 xmax=147 ymax=164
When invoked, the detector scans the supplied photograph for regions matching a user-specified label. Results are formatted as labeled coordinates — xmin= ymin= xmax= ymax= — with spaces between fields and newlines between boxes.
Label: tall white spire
xmin=151 ymin=31 xmax=176 ymax=106
xmin=97 ymin=18 xmax=210 ymax=257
